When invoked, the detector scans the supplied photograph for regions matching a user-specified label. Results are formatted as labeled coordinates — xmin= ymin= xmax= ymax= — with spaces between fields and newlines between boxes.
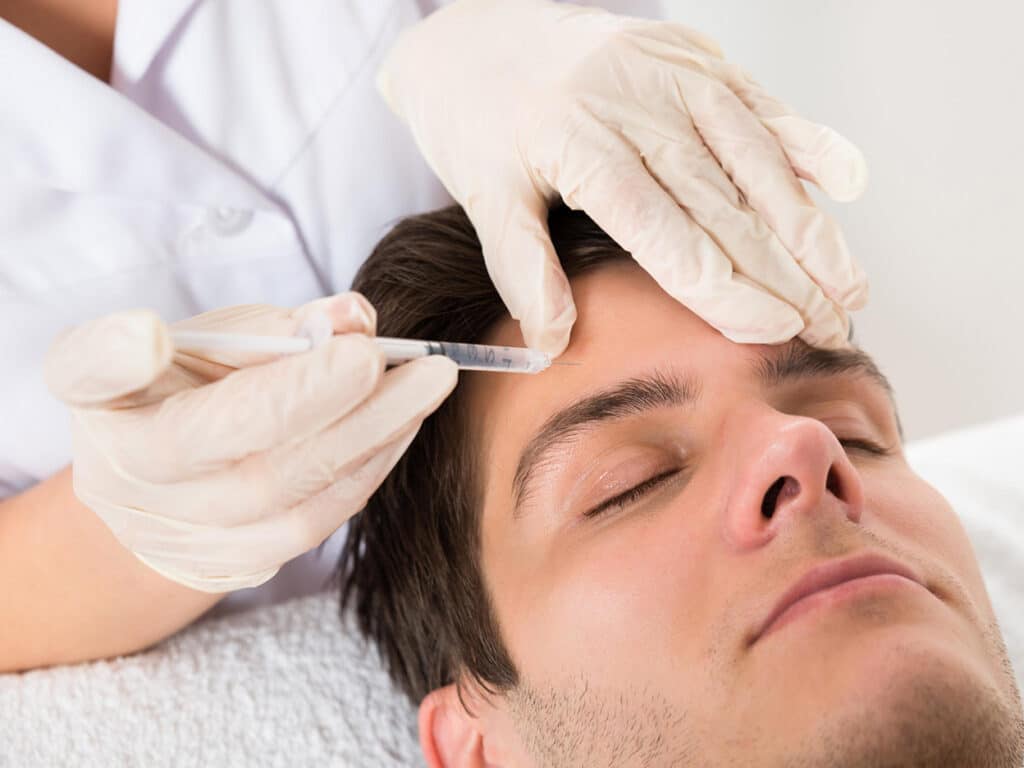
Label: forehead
xmin=469 ymin=262 xmax=797 ymax=424
xmin=471 ymin=261 xmax=724 ymax=393
xmin=462 ymin=262 xmax=892 ymax=479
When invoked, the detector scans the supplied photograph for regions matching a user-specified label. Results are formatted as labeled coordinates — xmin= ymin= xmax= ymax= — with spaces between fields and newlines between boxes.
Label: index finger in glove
xmin=146 ymin=355 xmax=458 ymax=527
xmin=120 ymin=358 xmax=456 ymax=578
xmin=619 ymin=118 xmax=850 ymax=350
xmin=225 ymin=359 xmax=455 ymax=562
xmin=244 ymin=423 xmax=422 ymax=576
xmin=473 ymin=185 xmax=577 ymax=356
xmin=91 ymin=333 xmax=387 ymax=483
xmin=114 ymin=292 xmax=378 ymax=411
xmin=639 ymin=27 xmax=869 ymax=204
xmin=539 ymin=118 xmax=805 ymax=344
xmin=169 ymin=291 xmax=377 ymax=370
xmin=127 ymin=422 xmax=422 ymax=591
xmin=670 ymin=65 xmax=869 ymax=312
xmin=714 ymin=61 xmax=869 ymax=204
xmin=260 ymin=354 xmax=458 ymax=515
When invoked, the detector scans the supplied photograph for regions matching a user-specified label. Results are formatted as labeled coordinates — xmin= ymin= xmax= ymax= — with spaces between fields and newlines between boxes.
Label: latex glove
xmin=44 ymin=294 xmax=457 ymax=592
xmin=379 ymin=0 xmax=869 ymax=354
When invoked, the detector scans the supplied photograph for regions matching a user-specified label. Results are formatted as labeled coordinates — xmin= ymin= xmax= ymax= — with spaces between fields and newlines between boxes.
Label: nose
xmin=721 ymin=407 xmax=865 ymax=549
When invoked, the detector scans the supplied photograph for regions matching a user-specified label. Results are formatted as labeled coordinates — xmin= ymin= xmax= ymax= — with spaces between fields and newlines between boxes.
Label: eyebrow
xmin=511 ymin=343 xmax=900 ymax=517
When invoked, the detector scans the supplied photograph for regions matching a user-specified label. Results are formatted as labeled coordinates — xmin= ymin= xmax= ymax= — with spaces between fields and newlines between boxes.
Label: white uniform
xmin=0 ymin=0 xmax=660 ymax=612
xmin=0 ymin=0 xmax=451 ymax=611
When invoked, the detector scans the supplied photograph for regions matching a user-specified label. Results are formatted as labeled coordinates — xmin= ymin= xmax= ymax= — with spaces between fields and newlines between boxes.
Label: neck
xmin=1 ymin=0 xmax=119 ymax=83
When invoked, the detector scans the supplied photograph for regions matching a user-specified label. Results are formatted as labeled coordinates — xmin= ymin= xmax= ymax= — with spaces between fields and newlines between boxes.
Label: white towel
xmin=0 ymin=593 xmax=421 ymax=767
xmin=2 ymin=412 xmax=1022 ymax=767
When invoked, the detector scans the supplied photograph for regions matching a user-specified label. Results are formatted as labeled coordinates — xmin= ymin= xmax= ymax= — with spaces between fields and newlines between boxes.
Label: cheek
xmin=865 ymin=464 xmax=994 ymax=619
xmin=494 ymin=511 xmax=708 ymax=688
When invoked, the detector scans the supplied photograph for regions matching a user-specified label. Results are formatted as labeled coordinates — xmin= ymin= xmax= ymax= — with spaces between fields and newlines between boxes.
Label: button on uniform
xmin=205 ymin=207 xmax=253 ymax=236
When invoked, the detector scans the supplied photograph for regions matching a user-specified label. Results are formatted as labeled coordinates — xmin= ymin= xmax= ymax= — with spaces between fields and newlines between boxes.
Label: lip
xmin=750 ymin=552 xmax=928 ymax=646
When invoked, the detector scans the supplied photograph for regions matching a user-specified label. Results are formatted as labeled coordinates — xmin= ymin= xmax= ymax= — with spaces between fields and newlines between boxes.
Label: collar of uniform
xmin=112 ymin=0 xmax=199 ymax=86
xmin=0 ymin=17 xmax=279 ymax=214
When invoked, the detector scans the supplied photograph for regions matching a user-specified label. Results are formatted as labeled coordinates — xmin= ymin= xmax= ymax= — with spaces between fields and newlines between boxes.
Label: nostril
xmin=762 ymin=477 xmax=787 ymax=518
xmin=826 ymin=466 xmax=842 ymax=498
xmin=762 ymin=476 xmax=803 ymax=518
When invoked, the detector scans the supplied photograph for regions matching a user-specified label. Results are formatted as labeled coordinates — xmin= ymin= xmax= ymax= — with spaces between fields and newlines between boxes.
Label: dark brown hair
xmin=337 ymin=205 xmax=630 ymax=704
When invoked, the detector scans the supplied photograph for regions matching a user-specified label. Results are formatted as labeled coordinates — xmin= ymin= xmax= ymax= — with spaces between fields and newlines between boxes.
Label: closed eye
xmin=583 ymin=467 xmax=682 ymax=519
xmin=839 ymin=436 xmax=890 ymax=456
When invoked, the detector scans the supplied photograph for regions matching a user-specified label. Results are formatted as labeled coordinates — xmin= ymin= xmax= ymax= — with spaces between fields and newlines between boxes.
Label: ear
xmin=418 ymin=685 xmax=487 ymax=768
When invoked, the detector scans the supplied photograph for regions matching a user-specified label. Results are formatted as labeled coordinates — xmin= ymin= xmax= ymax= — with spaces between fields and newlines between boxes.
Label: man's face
xmin=457 ymin=262 xmax=1023 ymax=766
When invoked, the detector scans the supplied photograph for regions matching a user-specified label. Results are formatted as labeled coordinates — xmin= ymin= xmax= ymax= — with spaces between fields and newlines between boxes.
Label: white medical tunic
xmin=0 ymin=0 xmax=660 ymax=612
xmin=0 ymin=0 xmax=455 ymax=612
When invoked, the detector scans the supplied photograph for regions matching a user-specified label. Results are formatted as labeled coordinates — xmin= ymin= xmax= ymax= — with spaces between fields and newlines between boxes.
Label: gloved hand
xmin=44 ymin=293 xmax=457 ymax=592
xmin=379 ymin=0 xmax=868 ymax=354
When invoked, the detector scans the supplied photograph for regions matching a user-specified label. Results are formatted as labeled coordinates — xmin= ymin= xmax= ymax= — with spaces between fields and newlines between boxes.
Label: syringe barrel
xmin=376 ymin=338 xmax=550 ymax=373
xmin=433 ymin=341 xmax=549 ymax=373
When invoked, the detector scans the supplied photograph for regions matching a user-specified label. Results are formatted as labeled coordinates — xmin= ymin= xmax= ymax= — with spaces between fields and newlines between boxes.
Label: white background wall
xmin=653 ymin=0 xmax=1023 ymax=439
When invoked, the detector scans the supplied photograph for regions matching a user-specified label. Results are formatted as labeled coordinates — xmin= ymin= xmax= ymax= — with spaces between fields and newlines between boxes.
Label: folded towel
xmin=2 ymin=412 xmax=1022 ymax=767
xmin=0 ymin=593 xmax=421 ymax=767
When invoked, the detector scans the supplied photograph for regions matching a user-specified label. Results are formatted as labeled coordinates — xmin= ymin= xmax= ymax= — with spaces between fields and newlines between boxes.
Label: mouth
xmin=749 ymin=551 xmax=930 ymax=646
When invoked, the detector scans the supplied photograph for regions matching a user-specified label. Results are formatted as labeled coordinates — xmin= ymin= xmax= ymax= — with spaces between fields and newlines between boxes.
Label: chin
xmin=799 ymin=636 xmax=1024 ymax=768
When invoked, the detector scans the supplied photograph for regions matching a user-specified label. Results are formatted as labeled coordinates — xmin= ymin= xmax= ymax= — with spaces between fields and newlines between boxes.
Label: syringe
xmin=168 ymin=330 xmax=558 ymax=374
xmin=374 ymin=338 xmax=553 ymax=373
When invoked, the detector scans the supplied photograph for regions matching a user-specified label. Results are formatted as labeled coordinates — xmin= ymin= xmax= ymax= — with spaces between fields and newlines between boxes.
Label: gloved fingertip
xmin=841 ymin=277 xmax=870 ymax=311
xmin=794 ymin=305 xmax=851 ymax=351
xmin=800 ymin=326 xmax=852 ymax=352
xmin=296 ymin=309 xmax=334 ymax=348
xmin=521 ymin=288 xmax=576 ymax=356
xmin=46 ymin=309 xmax=172 ymax=404
xmin=819 ymin=134 xmax=869 ymax=203
xmin=344 ymin=292 xmax=377 ymax=334
xmin=416 ymin=354 xmax=460 ymax=393
xmin=327 ymin=333 xmax=387 ymax=384
xmin=766 ymin=115 xmax=868 ymax=201
xmin=822 ymin=258 xmax=870 ymax=311
xmin=522 ymin=255 xmax=577 ymax=354
xmin=385 ymin=355 xmax=458 ymax=419
xmin=134 ymin=553 xmax=280 ymax=594
xmin=294 ymin=292 xmax=377 ymax=337
xmin=523 ymin=319 xmax=572 ymax=357
xmin=720 ymin=309 xmax=805 ymax=347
